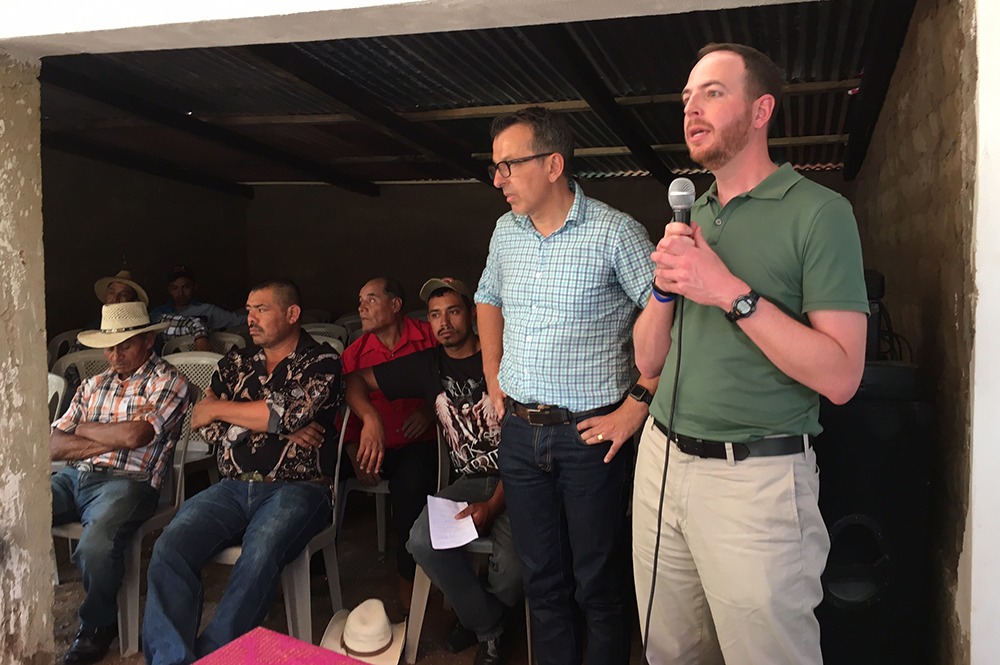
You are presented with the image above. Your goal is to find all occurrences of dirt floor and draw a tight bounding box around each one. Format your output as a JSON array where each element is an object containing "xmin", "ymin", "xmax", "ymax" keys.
[{"xmin": 53, "ymin": 471, "xmax": 644, "ymax": 664}]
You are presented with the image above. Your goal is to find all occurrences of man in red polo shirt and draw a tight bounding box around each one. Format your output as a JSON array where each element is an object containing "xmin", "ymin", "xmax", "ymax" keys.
[{"xmin": 341, "ymin": 276, "xmax": 439, "ymax": 611}]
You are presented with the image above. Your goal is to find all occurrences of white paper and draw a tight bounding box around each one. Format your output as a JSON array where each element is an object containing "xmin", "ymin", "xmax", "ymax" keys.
[{"xmin": 427, "ymin": 495, "xmax": 479, "ymax": 550}]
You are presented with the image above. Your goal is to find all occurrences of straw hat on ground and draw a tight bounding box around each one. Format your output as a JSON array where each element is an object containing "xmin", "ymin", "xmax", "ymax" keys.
[
  {"xmin": 77, "ymin": 302, "xmax": 168, "ymax": 348},
  {"xmin": 320, "ymin": 599, "xmax": 405, "ymax": 665},
  {"xmin": 94, "ymin": 269, "xmax": 149, "ymax": 306}
]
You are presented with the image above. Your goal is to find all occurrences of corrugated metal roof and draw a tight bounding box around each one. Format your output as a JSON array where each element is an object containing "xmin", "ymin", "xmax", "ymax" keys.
[{"xmin": 40, "ymin": 0, "xmax": 877, "ymax": 185}]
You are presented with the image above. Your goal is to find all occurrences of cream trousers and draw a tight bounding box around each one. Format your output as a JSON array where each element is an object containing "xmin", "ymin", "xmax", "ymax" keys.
[{"xmin": 632, "ymin": 417, "xmax": 830, "ymax": 665}]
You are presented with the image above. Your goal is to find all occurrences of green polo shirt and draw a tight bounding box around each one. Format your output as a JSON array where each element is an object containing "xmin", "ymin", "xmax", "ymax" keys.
[{"xmin": 648, "ymin": 163, "xmax": 869, "ymax": 442}]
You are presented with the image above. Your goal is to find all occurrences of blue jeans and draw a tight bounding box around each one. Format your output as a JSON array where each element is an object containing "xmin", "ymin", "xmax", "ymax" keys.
[
  {"xmin": 51, "ymin": 467, "xmax": 160, "ymax": 629},
  {"xmin": 407, "ymin": 475, "xmax": 523, "ymax": 641},
  {"xmin": 142, "ymin": 479, "xmax": 332, "ymax": 665},
  {"xmin": 498, "ymin": 407, "xmax": 633, "ymax": 665}
]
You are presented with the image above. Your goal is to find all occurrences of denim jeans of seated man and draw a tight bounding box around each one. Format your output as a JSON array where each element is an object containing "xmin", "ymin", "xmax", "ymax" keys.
[
  {"xmin": 498, "ymin": 406, "xmax": 634, "ymax": 665},
  {"xmin": 407, "ymin": 474, "xmax": 523, "ymax": 642},
  {"xmin": 142, "ymin": 479, "xmax": 332, "ymax": 665},
  {"xmin": 52, "ymin": 467, "xmax": 161, "ymax": 630}
]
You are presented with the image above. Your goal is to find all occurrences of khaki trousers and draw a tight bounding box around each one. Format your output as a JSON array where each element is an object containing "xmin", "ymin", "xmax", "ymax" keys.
[{"xmin": 632, "ymin": 417, "xmax": 830, "ymax": 665}]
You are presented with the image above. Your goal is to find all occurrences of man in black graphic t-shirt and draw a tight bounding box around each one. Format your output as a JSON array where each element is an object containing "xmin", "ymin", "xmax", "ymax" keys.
[{"xmin": 346, "ymin": 278, "xmax": 521, "ymax": 665}]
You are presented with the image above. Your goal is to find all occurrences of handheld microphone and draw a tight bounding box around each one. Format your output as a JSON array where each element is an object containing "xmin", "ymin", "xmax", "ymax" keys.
[{"xmin": 668, "ymin": 177, "xmax": 696, "ymax": 225}]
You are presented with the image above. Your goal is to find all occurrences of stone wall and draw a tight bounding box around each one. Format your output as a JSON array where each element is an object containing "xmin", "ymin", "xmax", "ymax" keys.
[
  {"xmin": 844, "ymin": 0, "xmax": 976, "ymax": 662},
  {"xmin": 41, "ymin": 150, "xmax": 251, "ymax": 338},
  {"xmin": 0, "ymin": 50, "xmax": 55, "ymax": 665}
]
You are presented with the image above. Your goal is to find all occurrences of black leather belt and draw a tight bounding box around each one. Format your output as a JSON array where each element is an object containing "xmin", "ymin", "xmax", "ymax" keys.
[
  {"xmin": 71, "ymin": 461, "xmax": 151, "ymax": 482},
  {"xmin": 652, "ymin": 419, "xmax": 805, "ymax": 461},
  {"xmin": 509, "ymin": 399, "xmax": 622, "ymax": 427}
]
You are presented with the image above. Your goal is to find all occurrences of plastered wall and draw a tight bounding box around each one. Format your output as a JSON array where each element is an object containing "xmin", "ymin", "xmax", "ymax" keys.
[
  {"xmin": 844, "ymin": 0, "xmax": 976, "ymax": 661},
  {"xmin": 0, "ymin": 50, "xmax": 56, "ymax": 664},
  {"xmin": 41, "ymin": 150, "xmax": 252, "ymax": 338}
]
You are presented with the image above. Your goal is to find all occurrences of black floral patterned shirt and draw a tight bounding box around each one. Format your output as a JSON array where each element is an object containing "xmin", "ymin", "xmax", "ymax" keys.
[{"xmin": 198, "ymin": 331, "xmax": 343, "ymax": 481}]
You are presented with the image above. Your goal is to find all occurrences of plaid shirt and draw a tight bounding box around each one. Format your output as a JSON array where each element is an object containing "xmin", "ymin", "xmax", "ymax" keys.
[
  {"xmin": 475, "ymin": 181, "xmax": 655, "ymax": 411},
  {"xmin": 199, "ymin": 332, "xmax": 344, "ymax": 481},
  {"xmin": 52, "ymin": 355, "xmax": 190, "ymax": 490},
  {"xmin": 152, "ymin": 312, "xmax": 208, "ymax": 340}
]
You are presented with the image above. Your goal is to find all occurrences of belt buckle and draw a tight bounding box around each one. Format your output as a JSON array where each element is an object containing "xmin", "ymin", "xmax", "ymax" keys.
[
  {"xmin": 239, "ymin": 471, "xmax": 266, "ymax": 483},
  {"xmin": 525, "ymin": 405, "xmax": 550, "ymax": 426},
  {"xmin": 74, "ymin": 461, "xmax": 95, "ymax": 473}
]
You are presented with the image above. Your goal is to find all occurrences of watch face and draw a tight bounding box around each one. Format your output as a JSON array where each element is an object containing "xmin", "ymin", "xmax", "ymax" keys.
[{"xmin": 736, "ymin": 299, "xmax": 753, "ymax": 315}]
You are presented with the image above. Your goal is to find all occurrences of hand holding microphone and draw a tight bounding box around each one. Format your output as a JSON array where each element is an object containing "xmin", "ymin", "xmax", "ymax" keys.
[{"xmin": 652, "ymin": 178, "xmax": 697, "ymax": 302}]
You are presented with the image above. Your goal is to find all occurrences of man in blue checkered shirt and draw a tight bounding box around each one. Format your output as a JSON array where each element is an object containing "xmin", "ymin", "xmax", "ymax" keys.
[{"xmin": 475, "ymin": 107, "xmax": 658, "ymax": 665}]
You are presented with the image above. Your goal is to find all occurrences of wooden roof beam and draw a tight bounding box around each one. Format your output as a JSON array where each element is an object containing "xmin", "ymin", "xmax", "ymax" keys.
[
  {"xmin": 43, "ymin": 132, "xmax": 255, "ymax": 199},
  {"xmin": 245, "ymin": 43, "xmax": 491, "ymax": 185},
  {"xmin": 518, "ymin": 24, "xmax": 674, "ymax": 187},
  {"xmin": 40, "ymin": 58, "xmax": 379, "ymax": 197}
]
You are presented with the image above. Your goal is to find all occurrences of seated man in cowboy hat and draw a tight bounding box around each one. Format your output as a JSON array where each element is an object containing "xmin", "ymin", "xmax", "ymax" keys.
[
  {"xmin": 50, "ymin": 301, "xmax": 191, "ymax": 665},
  {"xmin": 142, "ymin": 279, "xmax": 344, "ymax": 665},
  {"xmin": 346, "ymin": 278, "xmax": 521, "ymax": 665}
]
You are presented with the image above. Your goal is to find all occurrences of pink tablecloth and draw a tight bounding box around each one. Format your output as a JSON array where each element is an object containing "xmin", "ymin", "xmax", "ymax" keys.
[{"xmin": 195, "ymin": 627, "xmax": 367, "ymax": 665}]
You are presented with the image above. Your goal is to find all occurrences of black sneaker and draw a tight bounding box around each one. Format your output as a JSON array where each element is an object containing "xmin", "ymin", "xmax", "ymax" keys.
[
  {"xmin": 474, "ymin": 633, "xmax": 503, "ymax": 665},
  {"xmin": 445, "ymin": 618, "xmax": 478, "ymax": 654},
  {"xmin": 64, "ymin": 624, "xmax": 118, "ymax": 665}
]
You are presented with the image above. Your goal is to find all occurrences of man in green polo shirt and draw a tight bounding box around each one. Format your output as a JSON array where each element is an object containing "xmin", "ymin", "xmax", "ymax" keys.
[{"xmin": 631, "ymin": 43, "xmax": 869, "ymax": 665}]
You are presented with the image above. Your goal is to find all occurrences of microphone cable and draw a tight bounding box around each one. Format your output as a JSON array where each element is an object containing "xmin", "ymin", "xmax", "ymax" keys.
[{"xmin": 641, "ymin": 294, "xmax": 685, "ymax": 662}]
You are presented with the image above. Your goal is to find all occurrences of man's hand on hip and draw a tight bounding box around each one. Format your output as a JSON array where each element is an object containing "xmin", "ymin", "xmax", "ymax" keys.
[
  {"xmin": 577, "ymin": 397, "xmax": 648, "ymax": 463},
  {"xmin": 487, "ymin": 379, "xmax": 507, "ymax": 420}
]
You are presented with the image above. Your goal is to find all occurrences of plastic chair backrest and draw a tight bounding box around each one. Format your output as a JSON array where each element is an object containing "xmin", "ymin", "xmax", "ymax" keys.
[
  {"xmin": 51, "ymin": 349, "xmax": 110, "ymax": 382},
  {"xmin": 208, "ymin": 332, "xmax": 245, "ymax": 355},
  {"xmin": 48, "ymin": 329, "xmax": 84, "ymax": 369},
  {"xmin": 47, "ymin": 373, "xmax": 67, "ymax": 423},
  {"xmin": 302, "ymin": 323, "xmax": 349, "ymax": 344},
  {"xmin": 162, "ymin": 335, "xmax": 196, "ymax": 356},
  {"xmin": 333, "ymin": 313, "xmax": 362, "ymax": 336},
  {"xmin": 310, "ymin": 334, "xmax": 344, "ymax": 355},
  {"xmin": 162, "ymin": 352, "xmax": 223, "ymax": 457},
  {"xmin": 332, "ymin": 405, "xmax": 352, "ymax": 498},
  {"xmin": 160, "ymin": 383, "xmax": 201, "ymax": 510},
  {"xmin": 301, "ymin": 309, "xmax": 333, "ymax": 324}
]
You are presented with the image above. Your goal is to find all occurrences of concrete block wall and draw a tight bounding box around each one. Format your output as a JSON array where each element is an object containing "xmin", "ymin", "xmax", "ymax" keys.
[{"xmin": 844, "ymin": 0, "xmax": 976, "ymax": 662}]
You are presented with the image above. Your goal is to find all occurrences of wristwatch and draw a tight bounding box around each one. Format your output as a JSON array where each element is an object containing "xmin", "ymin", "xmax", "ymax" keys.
[
  {"xmin": 628, "ymin": 382, "xmax": 653, "ymax": 406},
  {"xmin": 726, "ymin": 290, "xmax": 760, "ymax": 322}
]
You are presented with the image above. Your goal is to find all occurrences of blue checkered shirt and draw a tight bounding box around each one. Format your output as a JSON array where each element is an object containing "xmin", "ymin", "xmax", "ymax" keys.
[{"xmin": 475, "ymin": 181, "xmax": 654, "ymax": 411}]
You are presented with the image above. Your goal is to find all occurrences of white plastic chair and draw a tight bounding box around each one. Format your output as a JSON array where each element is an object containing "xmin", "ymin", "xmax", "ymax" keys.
[
  {"xmin": 162, "ymin": 352, "xmax": 223, "ymax": 485},
  {"xmin": 48, "ymin": 373, "xmax": 67, "ymax": 423},
  {"xmin": 302, "ymin": 323, "xmax": 349, "ymax": 345},
  {"xmin": 208, "ymin": 332, "xmax": 245, "ymax": 355},
  {"xmin": 48, "ymin": 329, "xmax": 84, "ymax": 369},
  {"xmin": 309, "ymin": 334, "xmax": 345, "ymax": 356},
  {"xmin": 161, "ymin": 335, "xmax": 196, "ymax": 355},
  {"xmin": 301, "ymin": 309, "xmax": 333, "ymax": 324},
  {"xmin": 207, "ymin": 404, "xmax": 350, "ymax": 644},
  {"xmin": 51, "ymin": 385, "xmax": 199, "ymax": 655},
  {"xmin": 405, "ymin": 538, "xmax": 534, "ymax": 665},
  {"xmin": 51, "ymin": 349, "xmax": 110, "ymax": 382},
  {"xmin": 332, "ymin": 313, "xmax": 362, "ymax": 336},
  {"xmin": 334, "ymin": 419, "xmax": 450, "ymax": 558}
]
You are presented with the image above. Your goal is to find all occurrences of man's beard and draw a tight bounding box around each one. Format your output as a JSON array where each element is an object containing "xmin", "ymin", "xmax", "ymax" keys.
[{"xmin": 688, "ymin": 105, "xmax": 754, "ymax": 171}]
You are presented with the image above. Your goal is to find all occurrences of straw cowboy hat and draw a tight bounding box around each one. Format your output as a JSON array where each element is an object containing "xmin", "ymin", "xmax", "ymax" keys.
[
  {"xmin": 94, "ymin": 269, "xmax": 149, "ymax": 306},
  {"xmin": 320, "ymin": 599, "xmax": 405, "ymax": 665},
  {"xmin": 77, "ymin": 302, "xmax": 168, "ymax": 349}
]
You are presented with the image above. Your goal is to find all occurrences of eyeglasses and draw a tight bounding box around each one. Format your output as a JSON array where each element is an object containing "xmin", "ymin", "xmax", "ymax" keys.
[{"xmin": 488, "ymin": 152, "xmax": 555, "ymax": 179}]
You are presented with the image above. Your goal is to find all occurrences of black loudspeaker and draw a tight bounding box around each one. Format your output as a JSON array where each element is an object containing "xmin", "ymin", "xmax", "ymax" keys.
[{"xmin": 813, "ymin": 361, "xmax": 933, "ymax": 665}]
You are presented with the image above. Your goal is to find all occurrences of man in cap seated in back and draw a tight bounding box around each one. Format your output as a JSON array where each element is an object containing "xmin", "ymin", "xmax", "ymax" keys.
[
  {"xmin": 149, "ymin": 265, "xmax": 246, "ymax": 332},
  {"xmin": 50, "ymin": 301, "xmax": 190, "ymax": 665}
]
